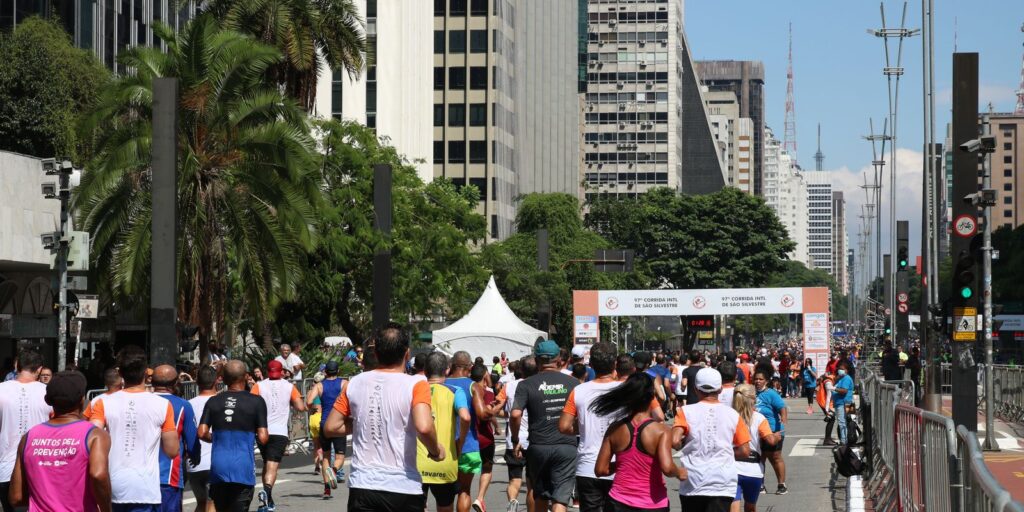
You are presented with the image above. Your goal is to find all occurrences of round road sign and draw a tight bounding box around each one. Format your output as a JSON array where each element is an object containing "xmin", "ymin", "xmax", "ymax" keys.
[
  {"xmin": 953, "ymin": 214, "xmax": 978, "ymax": 238},
  {"xmin": 897, "ymin": 303, "xmax": 909, "ymax": 314},
  {"xmin": 885, "ymin": 308, "xmax": 892, "ymax": 316},
  {"xmin": 897, "ymin": 292, "xmax": 909, "ymax": 303}
]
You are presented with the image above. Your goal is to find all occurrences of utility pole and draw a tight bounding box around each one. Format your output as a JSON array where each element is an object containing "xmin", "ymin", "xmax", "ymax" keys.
[
  {"xmin": 150, "ymin": 78, "xmax": 178, "ymax": 366},
  {"xmin": 41, "ymin": 158, "xmax": 74, "ymax": 370},
  {"xmin": 920, "ymin": 0, "xmax": 942, "ymax": 414}
]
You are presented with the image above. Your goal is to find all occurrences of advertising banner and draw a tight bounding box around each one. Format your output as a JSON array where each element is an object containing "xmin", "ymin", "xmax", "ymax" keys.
[{"xmin": 596, "ymin": 288, "xmax": 804, "ymax": 316}]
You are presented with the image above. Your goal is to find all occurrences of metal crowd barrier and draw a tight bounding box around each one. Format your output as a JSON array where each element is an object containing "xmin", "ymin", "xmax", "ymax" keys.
[
  {"xmin": 957, "ymin": 425, "xmax": 1024, "ymax": 512},
  {"xmin": 991, "ymin": 365, "xmax": 1024, "ymax": 424}
]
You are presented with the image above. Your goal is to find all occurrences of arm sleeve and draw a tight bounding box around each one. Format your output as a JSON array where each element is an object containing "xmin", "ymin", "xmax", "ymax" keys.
[
  {"xmin": 86, "ymin": 398, "xmax": 105, "ymax": 425},
  {"xmin": 673, "ymin": 408, "xmax": 689, "ymax": 436},
  {"xmin": 757, "ymin": 419, "xmax": 773, "ymax": 440},
  {"xmin": 512, "ymin": 382, "xmax": 528, "ymax": 412},
  {"xmin": 411, "ymin": 380, "xmax": 431, "ymax": 408},
  {"xmin": 332, "ymin": 381, "xmax": 350, "ymax": 416},
  {"xmin": 453, "ymin": 387, "xmax": 469, "ymax": 412},
  {"xmin": 161, "ymin": 403, "xmax": 176, "ymax": 433},
  {"xmin": 250, "ymin": 383, "xmax": 260, "ymax": 396},
  {"xmin": 561, "ymin": 390, "xmax": 577, "ymax": 416},
  {"xmin": 733, "ymin": 417, "xmax": 752, "ymax": 446},
  {"xmin": 290, "ymin": 386, "xmax": 301, "ymax": 401},
  {"xmin": 199, "ymin": 400, "xmax": 212, "ymax": 427}
]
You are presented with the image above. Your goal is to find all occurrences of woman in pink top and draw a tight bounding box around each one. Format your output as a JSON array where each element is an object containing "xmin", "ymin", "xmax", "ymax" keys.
[
  {"xmin": 10, "ymin": 371, "xmax": 112, "ymax": 512},
  {"xmin": 593, "ymin": 373, "xmax": 685, "ymax": 512}
]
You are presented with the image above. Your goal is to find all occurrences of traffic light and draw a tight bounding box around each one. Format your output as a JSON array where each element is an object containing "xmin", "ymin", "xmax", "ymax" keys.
[
  {"xmin": 896, "ymin": 220, "xmax": 910, "ymax": 271},
  {"xmin": 884, "ymin": 317, "xmax": 892, "ymax": 335},
  {"xmin": 897, "ymin": 245, "xmax": 909, "ymax": 270},
  {"xmin": 953, "ymin": 249, "xmax": 976, "ymax": 301}
]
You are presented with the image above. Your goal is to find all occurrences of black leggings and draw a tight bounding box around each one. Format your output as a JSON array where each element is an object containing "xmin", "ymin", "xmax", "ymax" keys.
[
  {"xmin": 804, "ymin": 387, "xmax": 815, "ymax": 405},
  {"xmin": 825, "ymin": 412, "xmax": 836, "ymax": 441}
]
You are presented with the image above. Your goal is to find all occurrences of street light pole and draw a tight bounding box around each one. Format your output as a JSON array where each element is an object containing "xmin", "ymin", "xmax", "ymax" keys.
[{"xmin": 980, "ymin": 112, "xmax": 997, "ymax": 451}]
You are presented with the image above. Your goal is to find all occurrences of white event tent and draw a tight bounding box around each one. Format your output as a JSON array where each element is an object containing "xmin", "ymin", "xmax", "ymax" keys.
[{"xmin": 432, "ymin": 276, "xmax": 546, "ymax": 361}]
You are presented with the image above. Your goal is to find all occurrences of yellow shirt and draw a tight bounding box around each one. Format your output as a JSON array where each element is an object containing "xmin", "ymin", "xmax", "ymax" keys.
[{"xmin": 417, "ymin": 383, "xmax": 460, "ymax": 484}]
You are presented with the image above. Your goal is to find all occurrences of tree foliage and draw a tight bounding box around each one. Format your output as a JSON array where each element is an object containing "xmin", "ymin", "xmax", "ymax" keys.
[
  {"xmin": 765, "ymin": 260, "xmax": 848, "ymax": 320},
  {"xmin": 0, "ymin": 17, "xmax": 108, "ymax": 161},
  {"xmin": 585, "ymin": 187, "xmax": 795, "ymax": 289},
  {"xmin": 481, "ymin": 193, "xmax": 650, "ymax": 343},
  {"xmin": 76, "ymin": 16, "xmax": 320, "ymax": 357},
  {"xmin": 274, "ymin": 120, "xmax": 487, "ymax": 345}
]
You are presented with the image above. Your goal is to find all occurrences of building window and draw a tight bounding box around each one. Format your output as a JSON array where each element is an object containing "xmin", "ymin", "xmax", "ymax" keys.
[
  {"xmin": 434, "ymin": 0, "xmax": 445, "ymax": 16},
  {"xmin": 434, "ymin": 67, "xmax": 445, "ymax": 90},
  {"xmin": 448, "ymin": 140, "xmax": 465, "ymax": 163},
  {"xmin": 450, "ymin": 0, "xmax": 466, "ymax": 16},
  {"xmin": 470, "ymin": 0, "xmax": 487, "ymax": 16},
  {"xmin": 1006, "ymin": 169, "xmax": 1013, "ymax": 177},
  {"xmin": 449, "ymin": 67, "xmax": 466, "ymax": 89},
  {"xmin": 433, "ymin": 104, "xmax": 444, "ymax": 126},
  {"xmin": 1005, "ymin": 183, "xmax": 1013, "ymax": 191},
  {"xmin": 470, "ymin": 66, "xmax": 487, "ymax": 89},
  {"xmin": 491, "ymin": 215, "xmax": 498, "ymax": 238},
  {"xmin": 449, "ymin": 30, "xmax": 466, "ymax": 53},
  {"xmin": 1005, "ymin": 142, "xmax": 1012, "ymax": 151},
  {"xmin": 434, "ymin": 30, "xmax": 445, "ymax": 53},
  {"xmin": 1005, "ymin": 155, "xmax": 1013, "ymax": 164},
  {"xmin": 1004, "ymin": 196, "xmax": 1013, "ymax": 205},
  {"xmin": 470, "ymin": 30, "xmax": 487, "ymax": 53},
  {"xmin": 330, "ymin": 69, "xmax": 343, "ymax": 118},
  {"xmin": 469, "ymin": 140, "xmax": 487, "ymax": 163},
  {"xmin": 469, "ymin": 177, "xmax": 487, "ymax": 200},
  {"xmin": 491, "ymin": 177, "xmax": 496, "ymax": 200},
  {"xmin": 433, "ymin": 141, "xmax": 444, "ymax": 163},
  {"xmin": 448, "ymin": 104, "xmax": 465, "ymax": 126},
  {"xmin": 1004, "ymin": 210, "xmax": 1013, "ymax": 218},
  {"xmin": 469, "ymin": 103, "xmax": 487, "ymax": 126}
]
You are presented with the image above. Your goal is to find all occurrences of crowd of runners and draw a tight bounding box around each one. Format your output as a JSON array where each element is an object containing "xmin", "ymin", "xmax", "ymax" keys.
[{"xmin": 0, "ymin": 327, "xmax": 861, "ymax": 512}]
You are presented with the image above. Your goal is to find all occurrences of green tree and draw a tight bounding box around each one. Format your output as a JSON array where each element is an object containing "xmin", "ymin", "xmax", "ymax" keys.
[
  {"xmin": 275, "ymin": 120, "xmax": 487, "ymax": 345},
  {"xmin": 0, "ymin": 17, "xmax": 108, "ymax": 161},
  {"xmin": 765, "ymin": 260, "xmax": 848, "ymax": 320},
  {"xmin": 75, "ymin": 16, "xmax": 321, "ymax": 358},
  {"xmin": 586, "ymin": 187, "xmax": 795, "ymax": 289},
  {"xmin": 206, "ymin": 0, "xmax": 365, "ymax": 111},
  {"xmin": 482, "ymin": 193, "xmax": 650, "ymax": 343}
]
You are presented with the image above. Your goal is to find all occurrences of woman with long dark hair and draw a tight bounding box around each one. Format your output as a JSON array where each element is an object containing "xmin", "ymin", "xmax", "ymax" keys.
[
  {"xmin": 801, "ymin": 358, "xmax": 818, "ymax": 415},
  {"xmin": 592, "ymin": 373, "xmax": 682, "ymax": 512}
]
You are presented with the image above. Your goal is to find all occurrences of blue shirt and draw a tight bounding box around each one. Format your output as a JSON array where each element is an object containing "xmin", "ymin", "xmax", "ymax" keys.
[
  {"xmin": 446, "ymin": 377, "xmax": 479, "ymax": 453},
  {"xmin": 833, "ymin": 374, "xmax": 854, "ymax": 406},
  {"xmin": 200, "ymin": 391, "xmax": 268, "ymax": 486},
  {"xmin": 756, "ymin": 388, "xmax": 786, "ymax": 433},
  {"xmin": 451, "ymin": 385, "xmax": 469, "ymax": 412},
  {"xmin": 157, "ymin": 393, "xmax": 200, "ymax": 488},
  {"xmin": 319, "ymin": 377, "xmax": 345, "ymax": 430},
  {"xmin": 802, "ymin": 367, "xmax": 818, "ymax": 389}
]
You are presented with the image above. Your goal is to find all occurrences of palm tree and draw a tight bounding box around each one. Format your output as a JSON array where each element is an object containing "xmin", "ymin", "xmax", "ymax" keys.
[
  {"xmin": 75, "ymin": 14, "xmax": 321, "ymax": 358},
  {"xmin": 205, "ymin": 0, "xmax": 366, "ymax": 111}
]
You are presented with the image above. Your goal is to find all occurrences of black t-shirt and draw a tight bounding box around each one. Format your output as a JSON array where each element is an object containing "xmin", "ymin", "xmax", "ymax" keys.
[
  {"xmin": 200, "ymin": 390, "xmax": 268, "ymax": 485},
  {"xmin": 512, "ymin": 370, "xmax": 578, "ymax": 446},
  {"xmin": 683, "ymin": 364, "xmax": 703, "ymax": 404}
]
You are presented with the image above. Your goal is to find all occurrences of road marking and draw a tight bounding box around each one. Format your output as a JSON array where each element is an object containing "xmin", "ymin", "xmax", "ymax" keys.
[
  {"xmin": 789, "ymin": 438, "xmax": 820, "ymax": 457},
  {"xmin": 183, "ymin": 479, "xmax": 292, "ymax": 505}
]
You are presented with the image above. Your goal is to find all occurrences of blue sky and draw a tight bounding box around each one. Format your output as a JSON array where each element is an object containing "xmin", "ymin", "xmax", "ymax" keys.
[{"xmin": 686, "ymin": 0, "xmax": 1023, "ymax": 276}]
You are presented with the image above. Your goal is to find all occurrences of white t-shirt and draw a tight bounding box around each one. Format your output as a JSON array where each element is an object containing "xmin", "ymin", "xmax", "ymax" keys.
[
  {"xmin": 736, "ymin": 411, "xmax": 772, "ymax": 478},
  {"xmin": 252, "ymin": 379, "xmax": 300, "ymax": 437},
  {"xmin": 564, "ymin": 380, "xmax": 619, "ymax": 479},
  {"xmin": 88, "ymin": 389, "xmax": 176, "ymax": 504},
  {"xmin": 674, "ymin": 365, "xmax": 689, "ymax": 395},
  {"xmin": 0, "ymin": 380, "xmax": 51, "ymax": 482},
  {"xmin": 187, "ymin": 394, "xmax": 213, "ymax": 472},
  {"xmin": 503, "ymin": 379, "xmax": 528, "ymax": 450},
  {"xmin": 275, "ymin": 353, "xmax": 304, "ymax": 380},
  {"xmin": 719, "ymin": 386, "xmax": 735, "ymax": 409},
  {"xmin": 674, "ymin": 401, "xmax": 750, "ymax": 498}
]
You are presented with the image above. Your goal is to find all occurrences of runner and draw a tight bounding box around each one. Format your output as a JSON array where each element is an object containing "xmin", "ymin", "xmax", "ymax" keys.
[
  {"xmin": 752, "ymin": 369, "xmax": 787, "ymax": 495},
  {"xmin": 323, "ymin": 325, "xmax": 445, "ymax": 512},
  {"xmin": 251, "ymin": 360, "xmax": 306, "ymax": 509},
  {"xmin": 187, "ymin": 366, "xmax": 219, "ymax": 512},
  {"xmin": 152, "ymin": 365, "xmax": 201, "ymax": 512},
  {"xmin": 615, "ymin": 354, "xmax": 636, "ymax": 378},
  {"xmin": 557, "ymin": 341, "xmax": 619, "ymax": 512},
  {"xmin": 8, "ymin": 371, "xmax": 112, "ymax": 512},
  {"xmin": 470, "ymin": 364, "xmax": 499, "ymax": 512},
  {"xmin": 86, "ymin": 346, "xmax": 179, "ymax": 512},
  {"xmin": 718, "ymin": 361, "xmax": 738, "ymax": 408},
  {"xmin": 0, "ymin": 349, "xmax": 52, "ymax": 512},
  {"xmin": 492, "ymin": 356, "xmax": 536, "ymax": 512},
  {"xmin": 511, "ymin": 340, "xmax": 579, "ymax": 512},
  {"xmin": 198, "ymin": 360, "xmax": 269, "ymax": 512},
  {"xmin": 681, "ymin": 351, "xmax": 705, "ymax": 405},
  {"xmin": 305, "ymin": 360, "xmax": 347, "ymax": 497},
  {"xmin": 419, "ymin": 353, "xmax": 471, "ymax": 512},
  {"xmin": 731, "ymin": 384, "xmax": 780, "ymax": 512},
  {"xmin": 670, "ymin": 368, "xmax": 751, "ymax": 512},
  {"xmin": 446, "ymin": 351, "xmax": 481, "ymax": 512}
]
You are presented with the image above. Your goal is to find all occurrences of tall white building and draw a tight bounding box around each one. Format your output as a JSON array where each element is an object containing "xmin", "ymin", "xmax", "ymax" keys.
[
  {"xmin": 804, "ymin": 171, "xmax": 835, "ymax": 275},
  {"xmin": 704, "ymin": 88, "xmax": 754, "ymax": 193},
  {"xmin": 763, "ymin": 127, "xmax": 808, "ymax": 264}
]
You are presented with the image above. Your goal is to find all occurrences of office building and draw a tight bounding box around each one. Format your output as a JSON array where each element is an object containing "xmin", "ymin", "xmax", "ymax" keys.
[
  {"xmin": 704, "ymin": 88, "xmax": 754, "ymax": 193},
  {"xmin": 695, "ymin": 60, "xmax": 766, "ymax": 195},
  {"xmin": 832, "ymin": 191, "xmax": 848, "ymax": 294},
  {"xmin": 804, "ymin": 171, "xmax": 835, "ymax": 276},
  {"xmin": 985, "ymin": 112, "xmax": 1024, "ymax": 229},
  {"xmin": 763, "ymin": 127, "xmax": 808, "ymax": 264}
]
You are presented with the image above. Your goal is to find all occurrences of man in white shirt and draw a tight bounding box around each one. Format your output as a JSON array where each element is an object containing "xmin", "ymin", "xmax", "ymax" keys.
[
  {"xmin": 251, "ymin": 360, "xmax": 305, "ymax": 510},
  {"xmin": 187, "ymin": 366, "xmax": 218, "ymax": 512},
  {"xmin": 0, "ymin": 349, "xmax": 52, "ymax": 512},
  {"xmin": 274, "ymin": 344, "xmax": 305, "ymax": 381}
]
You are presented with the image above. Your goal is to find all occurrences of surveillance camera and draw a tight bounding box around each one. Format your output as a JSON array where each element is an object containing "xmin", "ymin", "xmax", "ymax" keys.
[
  {"xmin": 41, "ymin": 182, "xmax": 57, "ymax": 199},
  {"xmin": 40, "ymin": 232, "xmax": 58, "ymax": 250},
  {"xmin": 960, "ymin": 139, "xmax": 982, "ymax": 153},
  {"xmin": 980, "ymin": 136, "xmax": 996, "ymax": 152},
  {"xmin": 41, "ymin": 158, "xmax": 58, "ymax": 175}
]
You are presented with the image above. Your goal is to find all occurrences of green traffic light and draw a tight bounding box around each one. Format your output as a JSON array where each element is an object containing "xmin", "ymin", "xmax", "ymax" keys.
[
  {"xmin": 885, "ymin": 328, "xmax": 892, "ymax": 334},
  {"xmin": 899, "ymin": 259, "xmax": 908, "ymax": 268},
  {"xmin": 960, "ymin": 286, "xmax": 973, "ymax": 299}
]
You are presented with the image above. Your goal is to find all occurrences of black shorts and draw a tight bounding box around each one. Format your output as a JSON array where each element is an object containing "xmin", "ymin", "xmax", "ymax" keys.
[
  {"xmin": 576, "ymin": 476, "xmax": 614, "ymax": 512},
  {"xmin": 258, "ymin": 435, "xmax": 289, "ymax": 463},
  {"xmin": 348, "ymin": 487, "xmax": 425, "ymax": 512},
  {"xmin": 209, "ymin": 483, "xmax": 254, "ymax": 512},
  {"xmin": 188, "ymin": 471, "xmax": 210, "ymax": 503},
  {"xmin": 422, "ymin": 482, "xmax": 458, "ymax": 508},
  {"xmin": 0, "ymin": 481, "xmax": 13, "ymax": 512},
  {"xmin": 611, "ymin": 497, "xmax": 668, "ymax": 512},
  {"xmin": 526, "ymin": 444, "xmax": 578, "ymax": 506},
  {"xmin": 761, "ymin": 434, "xmax": 785, "ymax": 453},
  {"xmin": 678, "ymin": 495, "xmax": 732, "ymax": 512},
  {"xmin": 319, "ymin": 432, "xmax": 348, "ymax": 455},
  {"xmin": 504, "ymin": 450, "xmax": 526, "ymax": 480},
  {"xmin": 480, "ymin": 444, "xmax": 496, "ymax": 467}
]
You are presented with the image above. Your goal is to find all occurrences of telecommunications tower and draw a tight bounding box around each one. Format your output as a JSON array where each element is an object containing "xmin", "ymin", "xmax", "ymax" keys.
[{"xmin": 784, "ymin": 23, "xmax": 798, "ymax": 160}]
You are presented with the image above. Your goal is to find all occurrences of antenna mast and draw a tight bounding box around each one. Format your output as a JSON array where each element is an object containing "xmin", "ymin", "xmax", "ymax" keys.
[
  {"xmin": 784, "ymin": 23, "xmax": 798, "ymax": 161},
  {"xmin": 1016, "ymin": 22, "xmax": 1024, "ymax": 114},
  {"xmin": 814, "ymin": 123, "xmax": 825, "ymax": 171}
]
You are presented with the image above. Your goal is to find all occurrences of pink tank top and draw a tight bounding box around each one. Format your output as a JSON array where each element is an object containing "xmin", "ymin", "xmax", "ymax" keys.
[
  {"xmin": 608, "ymin": 419, "xmax": 668, "ymax": 509},
  {"xmin": 23, "ymin": 420, "xmax": 97, "ymax": 512}
]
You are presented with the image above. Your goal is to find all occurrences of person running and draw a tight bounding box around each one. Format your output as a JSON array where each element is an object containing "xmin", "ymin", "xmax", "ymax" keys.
[
  {"xmin": 251, "ymin": 360, "xmax": 306, "ymax": 509},
  {"xmin": 187, "ymin": 366, "xmax": 218, "ymax": 512},
  {"xmin": 323, "ymin": 325, "xmax": 445, "ymax": 512},
  {"xmin": 0, "ymin": 349, "xmax": 52, "ymax": 512},
  {"xmin": 752, "ymin": 370, "xmax": 787, "ymax": 495},
  {"xmin": 557, "ymin": 342, "xmax": 619, "ymax": 512},
  {"xmin": 305, "ymin": 360, "xmax": 348, "ymax": 495},
  {"xmin": 9, "ymin": 371, "xmax": 112, "ymax": 512},
  {"xmin": 732, "ymin": 384, "xmax": 780, "ymax": 512},
  {"xmin": 670, "ymin": 368, "xmax": 751, "ymax": 512},
  {"xmin": 511, "ymin": 340, "xmax": 579, "ymax": 512},
  {"xmin": 470, "ymin": 364, "xmax": 498, "ymax": 512},
  {"xmin": 593, "ymin": 372, "xmax": 679, "ymax": 512},
  {"xmin": 86, "ymin": 346, "xmax": 179, "ymax": 512},
  {"xmin": 681, "ymin": 351, "xmax": 705, "ymax": 405},
  {"xmin": 198, "ymin": 360, "xmax": 269, "ymax": 512},
  {"xmin": 419, "ymin": 353, "xmax": 471, "ymax": 512},
  {"xmin": 493, "ymin": 356, "xmax": 536, "ymax": 512},
  {"xmin": 718, "ymin": 361, "xmax": 738, "ymax": 408},
  {"xmin": 446, "ymin": 351, "xmax": 482, "ymax": 512},
  {"xmin": 152, "ymin": 365, "xmax": 201, "ymax": 512},
  {"xmin": 832, "ymin": 361, "xmax": 855, "ymax": 445}
]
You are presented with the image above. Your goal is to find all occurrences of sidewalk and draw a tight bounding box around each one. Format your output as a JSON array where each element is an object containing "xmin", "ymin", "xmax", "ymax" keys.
[{"xmin": 940, "ymin": 396, "xmax": 1024, "ymax": 503}]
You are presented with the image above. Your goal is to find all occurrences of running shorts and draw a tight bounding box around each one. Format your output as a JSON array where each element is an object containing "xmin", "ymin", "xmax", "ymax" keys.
[{"xmin": 258, "ymin": 435, "xmax": 289, "ymax": 463}]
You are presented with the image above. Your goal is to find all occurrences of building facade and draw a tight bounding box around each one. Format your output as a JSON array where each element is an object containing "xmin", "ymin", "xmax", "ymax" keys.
[
  {"xmin": 695, "ymin": 60, "xmax": 766, "ymax": 195},
  {"xmin": 986, "ymin": 112, "xmax": 1023, "ymax": 229},
  {"xmin": 832, "ymin": 191, "xmax": 848, "ymax": 294},
  {"xmin": 704, "ymin": 88, "xmax": 754, "ymax": 193},
  {"xmin": 763, "ymin": 127, "xmax": 808, "ymax": 264},
  {"xmin": 803, "ymin": 171, "xmax": 834, "ymax": 276}
]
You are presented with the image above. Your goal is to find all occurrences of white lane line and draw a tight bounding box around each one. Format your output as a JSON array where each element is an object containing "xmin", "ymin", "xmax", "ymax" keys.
[
  {"xmin": 183, "ymin": 479, "xmax": 292, "ymax": 505},
  {"xmin": 789, "ymin": 438, "xmax": 819, "ymax": 457}
]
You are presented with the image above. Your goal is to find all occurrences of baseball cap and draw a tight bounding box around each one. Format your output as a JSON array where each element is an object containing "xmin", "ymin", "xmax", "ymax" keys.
[
  {"xmin": 535, "ymin": 340, "xmax": 561, "ymax": 358},
  {"xmin": 571, "ymin": 345, "xmax": 588, "ymax": 358},
  {"xmin": 46, "ymin": 371, "xmax": 88, "ymax": 412},
  {"xmin": 325, "ymin": 361, "xmax": 340, "ymax": 375},
  {"xmin": 695, "ymin": 367, "xmax": 722, "ymax": 393},
  {"xmin": 740, "ymin": 353, "xmax": 749, "ymax": 361},
  {"xmin": 267, "ymin": 360, "xmax": 284, "ymax": 379}
]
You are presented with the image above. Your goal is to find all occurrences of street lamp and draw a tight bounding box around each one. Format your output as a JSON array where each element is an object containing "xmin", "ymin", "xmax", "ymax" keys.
[{"xmin": 39, "ymin": 157, "xmax": 75, "ymax": 371}]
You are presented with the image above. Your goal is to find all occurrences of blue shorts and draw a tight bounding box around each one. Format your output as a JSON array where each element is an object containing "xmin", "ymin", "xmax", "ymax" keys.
[
  {"xmin": 735, "ymin": 475, "xmax": 763, "ymax": 503},
  {"xmin": 160, "ymin": 486, "xmax": 183, "ymax": 512}
]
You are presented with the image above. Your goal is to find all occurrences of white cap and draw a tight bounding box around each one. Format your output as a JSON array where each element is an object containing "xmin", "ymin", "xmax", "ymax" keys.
[
  {"xmin": 571, "ymin": 345, "xmax": 588, "ymax": 358},
  {"xmin": 695, "ymin": 368, "xmax": 723, "ymax": 393}
]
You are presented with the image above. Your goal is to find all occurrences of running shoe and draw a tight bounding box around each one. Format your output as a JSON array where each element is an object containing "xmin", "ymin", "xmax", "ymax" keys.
[
  {"xmin": 507, "ymin": 499, "xmax": 519, "ymax": 512},
  {"xmin": 760, "ymin": 485, "xmax": 767, "ymax": 494},
  {"xmin": 256, "ymin": 491, "xmax": 269, "ymax": 512},
  {"xmin": 472, "ymin": 499, "xmax": 486, "ymax": 512},
  {"xmin": 336, "ymin": 468, "xmax": 345, "ymax": 483},
  {"xmin": 776, "ymin": 483, "xmax": 789, "ymax": 495},
  {"xmin": 322, "ymin": 486, "xmax": 332, "ymax": 499}
]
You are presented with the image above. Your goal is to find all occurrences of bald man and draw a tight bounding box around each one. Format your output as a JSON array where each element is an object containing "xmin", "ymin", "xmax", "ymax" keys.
[{"xmin": 153, "ymin": 365, "xmax": 201, "ymax": 512}]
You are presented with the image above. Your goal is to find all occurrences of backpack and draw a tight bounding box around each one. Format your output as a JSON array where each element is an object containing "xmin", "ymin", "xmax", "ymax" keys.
[
  {"xmin": 833, "ymin": 445, "xmax": 864, "ymax": 477},
  {"xmin": 846, "ymin": 413, "xmax": 862, "ymax": 446}
]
